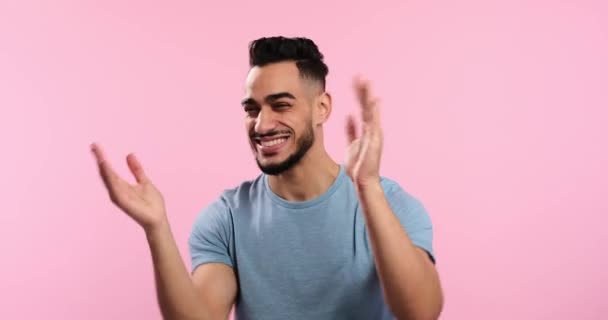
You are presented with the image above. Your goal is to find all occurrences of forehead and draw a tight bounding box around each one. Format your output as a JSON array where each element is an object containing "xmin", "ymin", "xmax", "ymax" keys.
[{"xmin": 244, "ymin": 61, "xmax": 303, "ymax": 98}]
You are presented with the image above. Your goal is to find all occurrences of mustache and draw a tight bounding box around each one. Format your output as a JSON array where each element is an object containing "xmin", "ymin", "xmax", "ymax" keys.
[{"xmin": 250, "ymin": 130, "xmax": 291, "ymax": 139}]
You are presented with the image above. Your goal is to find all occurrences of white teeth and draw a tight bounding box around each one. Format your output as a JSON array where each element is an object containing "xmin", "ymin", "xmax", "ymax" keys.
[{"xmin": 260, "ymin": 137, "xmax": 287, "ymax": 147}]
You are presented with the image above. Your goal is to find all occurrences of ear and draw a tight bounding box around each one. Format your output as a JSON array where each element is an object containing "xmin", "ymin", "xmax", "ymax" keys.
[{"xmin": 314, "ymin": 92, "xmax": 332, "ymax": 126}]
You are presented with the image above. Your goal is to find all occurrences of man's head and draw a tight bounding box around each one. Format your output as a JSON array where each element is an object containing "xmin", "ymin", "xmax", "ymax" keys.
[{"xmin": 241, "ymin": 36, "xmax": 331, "ymax": 175}]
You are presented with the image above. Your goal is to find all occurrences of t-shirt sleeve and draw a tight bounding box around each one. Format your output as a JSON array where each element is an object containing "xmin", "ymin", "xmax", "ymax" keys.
[
  {"xmin": 188, "ymin": 197, "xmax": 235, "ymax": 273},
  {"xmin": 383, "ymin": 180, "xmax": 436, "ymax": 264}
]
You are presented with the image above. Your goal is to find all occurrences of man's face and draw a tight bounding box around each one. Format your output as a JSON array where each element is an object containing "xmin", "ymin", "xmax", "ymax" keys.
[{"xmin": 241, "ymin": 62, "xmax": 316, "ymax": 175}]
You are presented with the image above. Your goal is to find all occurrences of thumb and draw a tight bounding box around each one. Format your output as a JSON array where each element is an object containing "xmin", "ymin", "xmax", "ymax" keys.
[
  {"xmin": 346, "ymin": 114, "xmax": 357, "ymax": 144},
  {"xmin": 126, "ymin": 153, "xmax": 150, "ymax": 184}
]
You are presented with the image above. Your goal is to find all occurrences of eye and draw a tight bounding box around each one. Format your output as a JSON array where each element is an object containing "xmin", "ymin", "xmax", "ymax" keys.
[
  {"xmin": 272, "ymin": 102, "xmax": 291, "ymax": 109},
  {"xmin": 244, "ymin": 106, "xmax": 259, "ymax": 117}
]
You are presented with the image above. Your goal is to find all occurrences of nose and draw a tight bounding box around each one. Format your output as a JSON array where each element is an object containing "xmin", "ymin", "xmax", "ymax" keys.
[{"xmin": 254, "ymin": 107, "xmax": 277, "ymax": 134}]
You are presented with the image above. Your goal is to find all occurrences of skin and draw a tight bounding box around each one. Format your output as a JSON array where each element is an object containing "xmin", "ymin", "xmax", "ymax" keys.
[
  {"xmin": 241, "ymin": 61, "xmax": 338, "ymax": 200},
  {"xmin": 91, "ymin": 60, "xmax": 443, "ymax": 320}
]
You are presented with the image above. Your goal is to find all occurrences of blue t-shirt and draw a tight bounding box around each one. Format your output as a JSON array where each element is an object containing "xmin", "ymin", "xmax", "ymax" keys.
[{"xmin": 188, "ymin": 165, "xmax": 435, "ymax": 320}]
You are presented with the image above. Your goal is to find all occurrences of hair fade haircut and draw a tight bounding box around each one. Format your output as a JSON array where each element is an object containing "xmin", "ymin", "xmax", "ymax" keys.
[{"xmin": 248, "ymin": 36, "xmax": 329, "ymax": 90}]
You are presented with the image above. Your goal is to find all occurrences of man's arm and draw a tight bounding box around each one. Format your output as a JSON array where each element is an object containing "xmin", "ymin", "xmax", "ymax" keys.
[
  {"xmin": 191, "ymin": 263, "xmax": 237, "ymax": 320},
  {"xmin": 90, "ymin": 143, "xmax": 236, "ymax": 320},
  {"xmin": 342, "ymin": 76, "xmax": 443, "ymax": 319},
  {"xmin": 146, "ymin": 220, "xmax": 237, "ymax": 320},
  {"xmin": 357, "ymin": 183, "xmax": 443, "ymax": 320}
]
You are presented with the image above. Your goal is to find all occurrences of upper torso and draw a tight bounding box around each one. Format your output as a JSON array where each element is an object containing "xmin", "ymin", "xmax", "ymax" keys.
[{"xmin": 188, "ymin": 165, "xmax": 434, "ymax": 320}]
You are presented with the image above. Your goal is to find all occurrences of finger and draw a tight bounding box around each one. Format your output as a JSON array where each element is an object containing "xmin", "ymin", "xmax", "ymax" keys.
[
  {"xmin": 90, "ymin": 143, "xmax": 106, "ymax": 165},
  {"xmin": 353, "ymin": 76, "xmax": 378, "ymax": 125},
  {"xmin": 127, "ymin": 153, "xmax": 149, "ymax": 184},
  {"xmin": 353, "ymin": 75, "xmax": 371, "ymax": 108},
  {"xmin": 359, "ymin": 100, "xmax": 381, "ymax": 134},
  {"xmin": 98, "ymin": 161, "xmax": 118, "ymax": 196},
  {"xmin": 367, "ymin": 98, "xmax": 381, "ymax": 127},
  {"xmin": 346, "ymin": 114, "xmax": 357, "ymax": 144},
  {"xmin": 90, "ymin": 143, "xmax": 120, "ymax": 193},
  {"xmin": 91, "ymin": 143, "xmax": 113, "ymax": 184}
]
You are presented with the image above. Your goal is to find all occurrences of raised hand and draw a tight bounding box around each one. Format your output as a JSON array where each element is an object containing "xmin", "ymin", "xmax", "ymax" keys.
[
  {"xmin": 91, "ymin": 143, "xmax": 167, "ymax": 231},
  {"xmin": 345, "ymin": 76, "xmax": 383, "ymax": 187}
]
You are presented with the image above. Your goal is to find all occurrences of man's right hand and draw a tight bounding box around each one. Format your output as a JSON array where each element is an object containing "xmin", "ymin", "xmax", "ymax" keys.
[
  {"xmin": 91, "ymin": 142, "xmax": 167, "ymax": 232},
  {"xmin": 91, "ymin": 142, "xmax": 237, "ymax": 320}
]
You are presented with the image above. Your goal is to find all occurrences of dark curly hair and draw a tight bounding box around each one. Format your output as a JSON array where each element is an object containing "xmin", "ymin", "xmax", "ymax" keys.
[{"xmin": 248, "ymin": 36, "xmax": 329, "ymax": 89}]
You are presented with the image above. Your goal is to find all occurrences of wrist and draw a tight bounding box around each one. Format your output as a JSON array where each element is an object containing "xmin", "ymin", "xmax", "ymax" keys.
[
  {"xmin": 356, "ymin": 179, "xmax": 384, "ymax": 199},
  {"xmin": 144, "ymin": 216, "xmax": 171, "ymax": 239}
]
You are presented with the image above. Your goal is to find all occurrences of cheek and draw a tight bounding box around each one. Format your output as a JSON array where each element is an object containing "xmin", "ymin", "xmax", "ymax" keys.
[
  {"xmin": 280, "ymin": 113, "xmax": 301, "ymax": 130},
  {"xmin": 245, "ymin": 119, "xmax": 255, "ymax": 134}
]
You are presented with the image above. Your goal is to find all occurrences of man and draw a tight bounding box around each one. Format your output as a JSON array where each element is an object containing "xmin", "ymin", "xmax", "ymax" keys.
[{"xmin": 91, "ymin": 36, "xmax": 443, "ymax": 320}]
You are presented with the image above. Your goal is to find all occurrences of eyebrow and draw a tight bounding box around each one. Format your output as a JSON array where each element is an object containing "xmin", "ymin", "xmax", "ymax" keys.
[{"xmin": 241, "ymin": 92, "xmax": 296, "ymax": 106}]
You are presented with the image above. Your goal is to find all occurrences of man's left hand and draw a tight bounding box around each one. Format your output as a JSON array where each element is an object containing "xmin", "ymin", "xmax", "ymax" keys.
[{"xmin": 345, "ymin": 76, "xmax": 383, "ymax": 188}]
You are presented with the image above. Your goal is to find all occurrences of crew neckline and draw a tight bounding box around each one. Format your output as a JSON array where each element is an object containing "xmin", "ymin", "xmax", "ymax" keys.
[{"xmin": 263, "ymin": 165, "xmax": 346, "ymax": 209}]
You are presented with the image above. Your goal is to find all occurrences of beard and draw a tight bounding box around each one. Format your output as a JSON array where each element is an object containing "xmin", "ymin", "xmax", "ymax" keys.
[{"xmin": 254, "ymin": 124, "xmax": 315, "ymax": 176}]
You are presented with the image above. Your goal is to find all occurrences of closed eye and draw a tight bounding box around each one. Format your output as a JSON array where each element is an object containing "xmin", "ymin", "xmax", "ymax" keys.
[
  {"xmin": 272, "ymin": 103, "xmax": 291, "ymax": 109},
  {"xmin": 244, "ymin": 106, "xmax": 259, "ymax": 116}
]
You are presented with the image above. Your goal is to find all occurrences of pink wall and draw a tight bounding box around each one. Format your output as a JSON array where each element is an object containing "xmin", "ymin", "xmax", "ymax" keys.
[{"xmin": 1, "ymin": 1, "xmax": 606, "ymax": 319}]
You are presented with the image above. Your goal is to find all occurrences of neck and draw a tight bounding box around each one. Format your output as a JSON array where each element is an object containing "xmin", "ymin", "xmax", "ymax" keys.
[{"xmin": 266, "ymin": 146, "xmax": 340, "ymax": 202}]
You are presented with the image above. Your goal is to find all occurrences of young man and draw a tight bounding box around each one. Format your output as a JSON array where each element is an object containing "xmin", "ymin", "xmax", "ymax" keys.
[{"xmin": 91, "ymin": 36, "xmax": 443, "ymax": 320}]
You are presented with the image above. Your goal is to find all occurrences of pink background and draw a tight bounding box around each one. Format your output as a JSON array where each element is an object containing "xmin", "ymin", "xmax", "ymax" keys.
[{"xmin": 1, "ymin": 1, "xmax": 606, "ymax": 319}]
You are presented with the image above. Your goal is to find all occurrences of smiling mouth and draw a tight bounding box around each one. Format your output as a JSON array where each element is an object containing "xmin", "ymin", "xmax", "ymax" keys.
[
  {"xmin": 256, "ymin": 136, "xmax": 288, "ymax": 147},
  {"xmin": 253, "ymin": 135, "xmax": 290, "ymax": 154}
]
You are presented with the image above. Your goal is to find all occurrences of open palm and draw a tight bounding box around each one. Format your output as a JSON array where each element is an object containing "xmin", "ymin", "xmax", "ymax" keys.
[
  {"xmin": 345, "ymin": 76, "xmax": 383, "ymax": 187},
  {"xmin": 91, "ymin": 143, "xmax": 167, "ymax": 230}
]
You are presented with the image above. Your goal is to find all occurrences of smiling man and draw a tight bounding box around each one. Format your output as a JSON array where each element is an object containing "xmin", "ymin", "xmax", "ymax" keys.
[{"xmin": 92, "ymin": 36, "xmax": 443, "ymax": 320}]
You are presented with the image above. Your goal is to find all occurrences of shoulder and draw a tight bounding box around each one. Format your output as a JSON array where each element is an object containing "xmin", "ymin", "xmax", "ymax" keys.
[
  {"xmin": 192, "ymin": 175, "xmax": 264, "ymax": 226},
  {"xmin": 377, "ymin": 175, "xmax": 428, "ymax": 213},
  {"xmin": 379, "ymin": 176, "xmax": 416, "ymax": 200},
  {"xmin": 218, "ymin": 174, "xmax": 265, "ymax": 209},
  {"xmin": 379, "ymin": 175, "xmax": 401, "ymax": 192}
]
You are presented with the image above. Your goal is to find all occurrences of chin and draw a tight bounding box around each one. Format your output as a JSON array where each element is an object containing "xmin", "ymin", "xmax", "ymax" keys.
[
  {"xmin": 256, "ymin": 155, "xmax": 286, "ymax": 168},
  {"xmin": 256, "ymin": 155, "xmax": 295, "ymax": 176},
  {"xmin": 252, "ymin": 131, "xmax": 313, "ymax": 176}
]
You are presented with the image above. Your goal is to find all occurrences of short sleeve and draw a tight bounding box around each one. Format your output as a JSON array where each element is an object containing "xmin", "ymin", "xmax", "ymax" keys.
[
  {"xmin": 188, "ymin": 197, "xmax": 235, "ymax": 273},
  {"xmin": 383, "ymin": 180, "xmax": 436, "ymax": 264}
]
